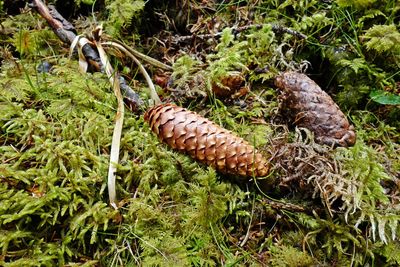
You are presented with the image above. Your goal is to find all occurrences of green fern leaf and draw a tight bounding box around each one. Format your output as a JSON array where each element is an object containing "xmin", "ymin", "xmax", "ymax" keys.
[
  {"xmin": 335, "ymin": 0, "xmax": 378, "ymax": 9},
  {"xmin": 105, "ymin": 0, "xmax": 145, "ymax": 36},
  {"xmin": 337, "ymin": 58, "xmax": 368, "ymax": 74},
  {"xmin": 362, "ymin": 24, "xmax": 400, "ymax": 53}
]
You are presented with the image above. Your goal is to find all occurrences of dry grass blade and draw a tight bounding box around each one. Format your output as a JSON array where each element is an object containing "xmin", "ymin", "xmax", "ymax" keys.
[
  {"xmin": 94, "ymin": 29, "xmax": 124, "ymax": 209},
  {"xmin": 106, "ymin": 75, "xmax": 123, "ymax": 210},
  {"xmin": 103, "ymin": 41, "xmax": 161, "ymax": 106},
  {"xmin": 110, "ymin": 40, "xmax": 172, "ymax": 71},
  {"xmin": 69, "ymin": 35, "xmax": 89, "ymax": 73},
  {"xmin": 68, "ymin": 31, "xmax": 122, "ymax": 208}
]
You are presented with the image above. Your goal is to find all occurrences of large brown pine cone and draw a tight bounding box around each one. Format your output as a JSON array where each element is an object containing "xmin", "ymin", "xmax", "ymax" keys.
[
  {"xmin": 275, "ymin": 71, "xmax": 356, "ymax": 147},
  {"xmin": 144, "ymin": 104, "xmax": 269, "ymax": 177}
]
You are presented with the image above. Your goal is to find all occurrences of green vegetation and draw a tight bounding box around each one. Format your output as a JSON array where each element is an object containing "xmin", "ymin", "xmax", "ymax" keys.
[{"xmin": 0, "ymin": 0, "xmax": 399, "ymax": 266}]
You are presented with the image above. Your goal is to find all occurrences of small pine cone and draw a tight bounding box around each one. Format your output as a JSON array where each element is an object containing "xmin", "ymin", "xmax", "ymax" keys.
[
  {"xmin": 144, "ymin": 104, "xmax": 269, "ymax": 177},
  {"xmin": 211, "ymin": 71, "xmax": 246, "ymax": 98},
  {"xmin": 275, "ymin": 71, "xmax": 356, "ymax": 147}
]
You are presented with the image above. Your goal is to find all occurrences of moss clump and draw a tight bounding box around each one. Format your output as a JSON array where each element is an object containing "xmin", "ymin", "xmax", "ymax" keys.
[{"xmin": 268, "ymin": 244, "xmax": 315, "ymax": 267}]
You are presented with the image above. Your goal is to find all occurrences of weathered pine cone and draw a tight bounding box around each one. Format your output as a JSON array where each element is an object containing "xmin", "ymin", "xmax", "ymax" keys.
[
  {"xmin": 144, "ymin": 104, "xmax": 269, "ymax": 177},
  {"xmin": 275, "ymin": 71, "xmax": 356, "ymax": 147},
  {"xmin": 211, "ymin": 71, "xmax": 247, "ymax": 98}
]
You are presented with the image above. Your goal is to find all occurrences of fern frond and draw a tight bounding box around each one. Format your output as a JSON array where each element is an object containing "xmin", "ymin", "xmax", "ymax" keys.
[
  {"xmin": 363, "ymin": 24, "xmax": 400, "ymax": 54},
  {"xmin": 337, "ymin": 58, "xmax": 369, "ymax": 74},
  {"xmin": 335, "ymin": 0, "xmax": 378, "ymax": 9},
  {"xmin": 105, "ymin": 0, "xmax": 145, "ymax": 36}
]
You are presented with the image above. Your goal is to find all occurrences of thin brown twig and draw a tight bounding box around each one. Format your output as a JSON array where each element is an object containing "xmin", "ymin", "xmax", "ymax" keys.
[{"xmin": 175, "ymin": 23, "xmax": 307, "ymax": 43}]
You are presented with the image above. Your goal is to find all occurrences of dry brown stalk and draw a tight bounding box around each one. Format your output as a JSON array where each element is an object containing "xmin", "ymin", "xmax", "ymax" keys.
[
  {"xmin": 275, "ymin": 71, "xmax": 356, "ymax": 147},
  {"xmin": 144, "ymin": 104, "xmax": 270, "ymax": 177}
]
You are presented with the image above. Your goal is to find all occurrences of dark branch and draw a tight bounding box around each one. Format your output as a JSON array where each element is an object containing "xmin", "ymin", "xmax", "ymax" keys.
[{"xmin": 29, "ymin": 0, "xmax": 144, "ymax": 113}]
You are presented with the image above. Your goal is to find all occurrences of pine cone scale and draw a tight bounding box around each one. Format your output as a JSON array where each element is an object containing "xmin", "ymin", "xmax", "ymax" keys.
[
  {"xmin": 196, "ymin": 147, "xmax": 206, "ymax": 161},
  {"xmin": 162, "ymin": 121, "xmax": 175, "ymax": 139}
]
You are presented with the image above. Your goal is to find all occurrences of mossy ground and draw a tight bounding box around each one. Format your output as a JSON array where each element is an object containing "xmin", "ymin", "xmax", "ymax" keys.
[{"xmin": 0, "ymin": 0, "xmax": 399, "ymax": 266}]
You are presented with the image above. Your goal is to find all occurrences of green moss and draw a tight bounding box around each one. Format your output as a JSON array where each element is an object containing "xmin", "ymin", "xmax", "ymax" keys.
[
  {"xmin": 1, "ymin": 1, "xmax": 400, "ymax": 266},
  {"xmin": 268, "ymin": 244, "xmax": 315, "ymax": 267}
]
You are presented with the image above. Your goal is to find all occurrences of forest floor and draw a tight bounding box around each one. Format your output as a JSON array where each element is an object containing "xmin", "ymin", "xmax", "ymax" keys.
[{"xmin": 0, "ymin": 0, "xmax": 399, "ymax": 266}]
